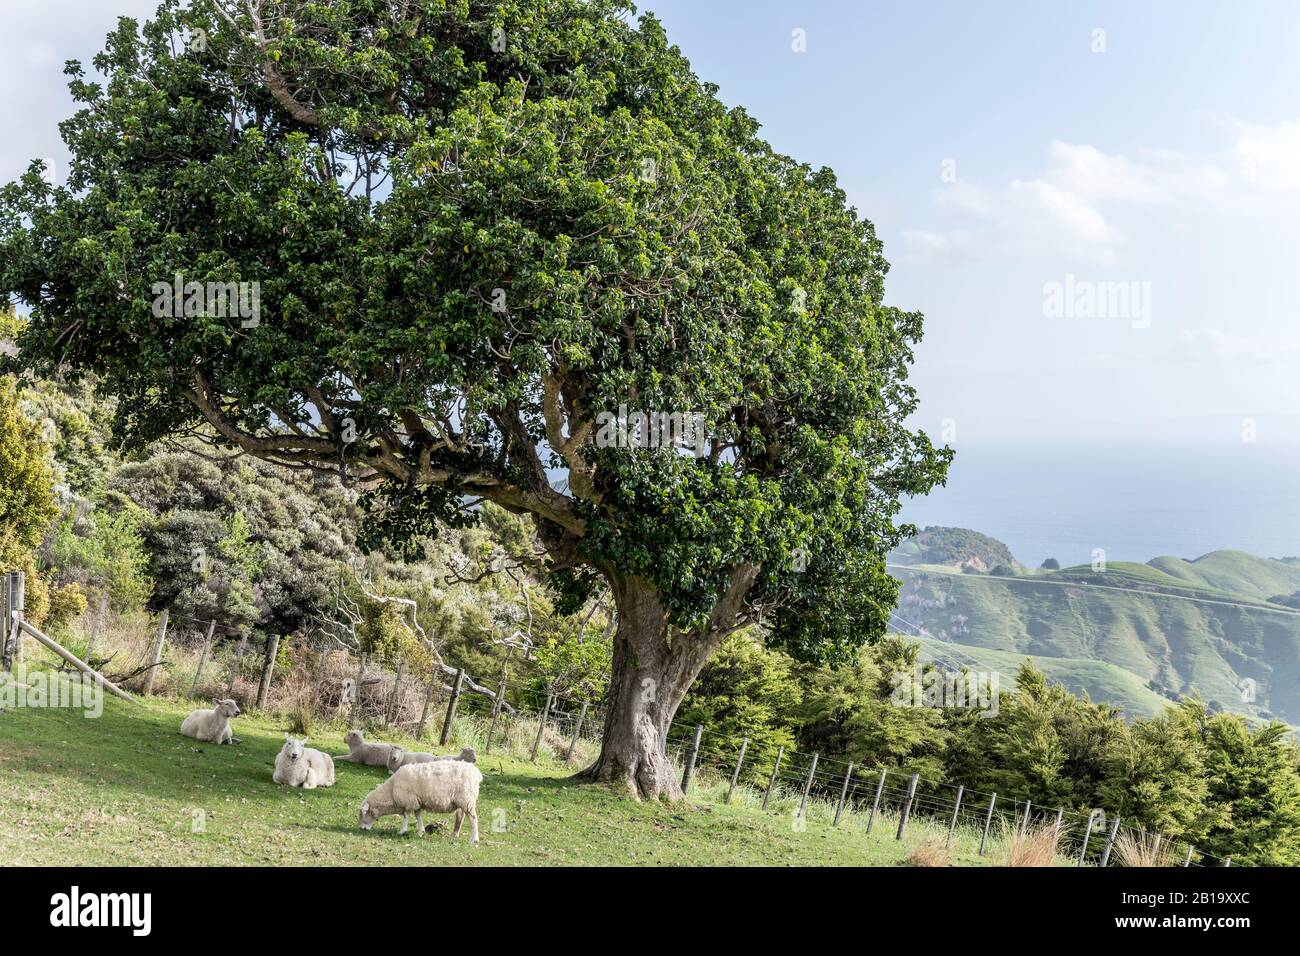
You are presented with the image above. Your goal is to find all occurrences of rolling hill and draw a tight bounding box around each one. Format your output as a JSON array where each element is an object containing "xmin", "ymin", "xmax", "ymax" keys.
[{"xmin": 891, "ymin": 529, "xmax": 1300, "ymax": 724}]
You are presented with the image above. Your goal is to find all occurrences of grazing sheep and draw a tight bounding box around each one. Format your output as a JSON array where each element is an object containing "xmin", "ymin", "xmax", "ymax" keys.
[
  {"xmin": 273, "ymin": 734, "xmax": 336, "ymax": 789},
  {"xmin": 358, "ymin": 760, "xmax": 482, "ymax": 842},
  {"xmin": 334, "ymin": 729, "xmax": 398, "ymax": 767},
  {"xmin": 385, "ymin": 745, "xmax": 477, "ymax": 775},
  {"xmin": 179, "ymin": 698, "xmax": 241, "ymax": 744}
]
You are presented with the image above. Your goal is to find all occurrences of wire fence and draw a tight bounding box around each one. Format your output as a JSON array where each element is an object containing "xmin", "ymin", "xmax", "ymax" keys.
[{"xmin": 15, "ymin": 590, "xmax": 1244, "ymax": 868}]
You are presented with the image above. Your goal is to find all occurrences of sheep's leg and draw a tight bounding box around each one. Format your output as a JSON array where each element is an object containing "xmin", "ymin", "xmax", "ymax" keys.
[
  {"xmin": 303, "ymin": 769, "xmax": 317, "ymax": 790},
  {"xmin": 467, "ymin": 808, "xmax": 479, "ymax": 844},
  {"xmin": 399, "ymin": 814, "xmax": 410, "ymax": 835},
  {"xmin": 453, "ymin": 810, "xmax": 464, "ymax": 837},
  {"xmin": 416, "ymin": 811, "xmax": 425, "ymax": 835}
]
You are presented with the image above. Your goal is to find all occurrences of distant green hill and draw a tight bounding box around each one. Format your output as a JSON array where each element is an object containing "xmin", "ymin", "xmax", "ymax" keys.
[
  {"xmin": 912, "ymin": 635, "xmax": 1179, "ymax": 718},
  {"xmin": 890, "ymin": 528, "xmax": 1300, "ymax": 725}
]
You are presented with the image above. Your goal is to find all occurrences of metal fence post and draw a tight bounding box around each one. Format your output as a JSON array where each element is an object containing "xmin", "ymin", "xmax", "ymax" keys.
[{"xmin": 142, "ymin": 608, "xmax": 169, "ymax": 696}]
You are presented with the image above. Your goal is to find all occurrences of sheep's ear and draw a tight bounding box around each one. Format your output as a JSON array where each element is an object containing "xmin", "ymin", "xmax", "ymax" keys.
[
  {"xmin": 284, "ymin": 732, "xmax": 291, "ymax": 741},
  {"xmin": 360, "ymin": 802, "xmax": 369, "ymax": 814}
]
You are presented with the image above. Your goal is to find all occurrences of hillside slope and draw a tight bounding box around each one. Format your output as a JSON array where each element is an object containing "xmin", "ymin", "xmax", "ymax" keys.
[
  {"xmin": 891, "ymin": 529, "xmax": 1300, "ymax": 723},
  {"xmin": 1, "ymin": 680, "xmax": 1002, "ymax": 867}
]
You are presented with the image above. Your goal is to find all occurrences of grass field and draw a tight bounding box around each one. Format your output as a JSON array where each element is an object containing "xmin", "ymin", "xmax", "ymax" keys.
[{"xmin": 0, "ymin": 668, "xmax": 1035, "ymax": 867}]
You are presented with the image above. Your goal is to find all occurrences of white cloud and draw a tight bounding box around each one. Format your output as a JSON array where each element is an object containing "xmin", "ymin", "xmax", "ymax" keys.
[{"xmin": 904, "ymin": 121, "xmax": 1300, "ymax": 264}]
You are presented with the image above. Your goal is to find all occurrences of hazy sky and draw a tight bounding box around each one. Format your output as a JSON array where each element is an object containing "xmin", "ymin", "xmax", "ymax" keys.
[{"xmin": 4, "ymin": 0, "xmax": 1299, "ymax": 447}]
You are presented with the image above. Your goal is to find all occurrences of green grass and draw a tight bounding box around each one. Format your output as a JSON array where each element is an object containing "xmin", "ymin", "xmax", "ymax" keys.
[{"xmin": 1, "ymin": 671, "xmax": 1016, "ymax": 866}]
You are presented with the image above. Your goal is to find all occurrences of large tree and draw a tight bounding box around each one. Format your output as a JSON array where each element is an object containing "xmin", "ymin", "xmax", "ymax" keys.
[{"xmin": 0, "ymin": 0, "xmax": 949, "ymax": 798}]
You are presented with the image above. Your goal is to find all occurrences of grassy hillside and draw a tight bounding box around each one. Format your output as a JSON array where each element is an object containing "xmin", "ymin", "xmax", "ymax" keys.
[
  {"xmin": 0, "ymin": 671, "xmax": 1039, "ymax": 867},
  {"xmin": 914, "ymin": 635, "xmax": 1178, "ymax": 718},
  {"xmin": 895, "ymin": 563, "xmax": 1300, "ymax": 724}
]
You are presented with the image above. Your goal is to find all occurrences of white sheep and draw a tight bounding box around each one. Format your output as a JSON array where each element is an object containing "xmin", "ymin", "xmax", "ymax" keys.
[
  {"xmin": 334, "ymin": 729, "xmax": 398, "ymax": 767},
  {"xmin": 273, "ymin": 734, "xmax": 336, "ymax": 789},
  {"xmin": 358, "ymin": 760, "xmax": 482, "ymax": 842},
  {"xmin": 385, "ymin": 745, "xmax": 477, "ymax": 775},
  {"xmin": 179, "ymin": 698, "xmax": 241, "ymax": 744}
]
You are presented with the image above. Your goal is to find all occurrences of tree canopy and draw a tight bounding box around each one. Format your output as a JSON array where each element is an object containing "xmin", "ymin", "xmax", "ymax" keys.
[{"xmin": 0, "ymin": 0, "xmax": 950, "ymax": 797}]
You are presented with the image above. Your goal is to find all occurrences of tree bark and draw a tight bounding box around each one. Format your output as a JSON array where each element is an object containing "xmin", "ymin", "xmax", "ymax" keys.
[{"xmin": 576, "ymin": 567, "xmax": 757, "ymax": 801}]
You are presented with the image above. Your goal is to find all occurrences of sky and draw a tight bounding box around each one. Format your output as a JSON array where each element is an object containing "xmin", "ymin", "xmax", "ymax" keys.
[{"xmin": 2, "ymin": 1, "xmax": 1298, "ymax": 508}]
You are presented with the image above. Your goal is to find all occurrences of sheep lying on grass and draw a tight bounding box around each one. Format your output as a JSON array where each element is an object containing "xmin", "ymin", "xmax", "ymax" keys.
[
  {"xmin": 385, "ymin": 745, "xmax": 477, "ymax": 774},
  {"xmin": 334, "ymin": 729, "xmax": 398, "ymax": 767},
  {"xmin": 179, "ymin": 698, "xmax": 241, "ymax": 744},
  {"xmin": 273, "ymin": 734, "xmax": 336, "ymax": 789},
  {"xmin": 359, "ymin": 760, "xmax": 482, "ymax": 842}
]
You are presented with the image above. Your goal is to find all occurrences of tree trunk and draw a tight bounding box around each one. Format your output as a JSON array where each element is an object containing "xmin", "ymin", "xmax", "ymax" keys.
[{"xmin": 576, "ymin": 574, "xmax": 726, "ymax": 801}]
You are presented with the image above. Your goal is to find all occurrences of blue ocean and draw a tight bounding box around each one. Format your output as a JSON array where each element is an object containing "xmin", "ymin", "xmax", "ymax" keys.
[{"xmin": 899, "ymin": 441, "xmax": 1300, "ymax": 567}]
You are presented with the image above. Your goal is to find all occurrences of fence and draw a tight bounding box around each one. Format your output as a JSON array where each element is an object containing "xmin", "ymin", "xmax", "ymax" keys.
[{"xmin": 5, "ymin": 577, "xmax": 1242, "ymax": 867}]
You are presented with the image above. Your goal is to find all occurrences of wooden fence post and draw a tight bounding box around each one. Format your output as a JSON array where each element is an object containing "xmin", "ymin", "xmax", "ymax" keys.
[
  {"xmin": 256, "ymin": 633, "xmax": 280, "ymax": 709},
  {"xmin": 726, "ymin": 738, "xmax": 748, "ymax": 804},
  {"xmin": 2, "ymin": 573, "xmax": 25, "ymax": 672},
  {"xmin": 440, "ymin": 668, "xmax": 465, "ymax": 746},
  {"xmin": 387, "ymin": 658, "xmax": 406, "ymax": 725},
  {"xmin": 1019, "ymin": 799, "xmax": 1032, "ymax": 838},
  {"xmin": 353, "ymin": 653, "xmax": 365, "ymax": 715},
  {"xmin": 896, "ymin": 772, "xmax": 919, "ymax": 840},
  {"xmin": 1053, "ymin": 807, "xmax": 1064, "ymax": 838},
  {"xmin": 1184, "ymin": 845, "xmax": 1195, "ymax": 867},
  {"xmin": 1078, "ymin": 810, "xmax": 1101, "ymax": 866},
  {"xmin": 979, "ymin": 792, "xmax": 997, "ymax": 856},
  {"xmin": 11, "ymin": 572, "xmax": 24, "ymax": 667},
  {"xmin": 833, "ymin": 762, "xmax": 853, "ymax": 827},
  {"xmin": 417, "ymin": 665, "xmax": 439, "ymax": 739},
  {"xmin": 142, "ymin": 608, "xmax": 169, "ymax": 696},
  {"xmin": 84, "ymin": 593, "xmax": 108, "ymax": 664},
  {"xmin": 798, "ymin": 753, "xmax": 819, "ymax": 818},
  {"xmin": 946, "ymin": 785, "xmax": 964, "ymax": 849},
  {"xmin": 762, "ymin": 746, "xmax": 784, "ymax": 810},
  {"xmin": 866, "ymin": 768, "xmax": 887, "ymax": 834},
  {"xmin": 227, "ymin": 631, "xmax": 248, "ymax": 696},
  {"xmin": 191, "ymin": 619, "xmax": 216, "ymax": 695},
  {"xmin": 1099, "ymin": 816, "xmax": 1121, "ymax": 868},
  {"xmin": 1223, "ymin": 855, "xmax": 1232, "ymax": 867},
  {"xmin": 486, "ymin": 679, "xmax": 506, "ymax": 754},
  {"xmin": 681, "ymin": 724, "xmax": 704, "ymax": 793},
  {"xmin": 530, "ymin": 692, "xmax": 552, "ymax": 761},
  {"xmin": 1, "ymin": 573, "xmax": 12, "ymax": 672},
  {"xmin": 567, "ymin": 702, "xmax": 589, "ymax": 764}
]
